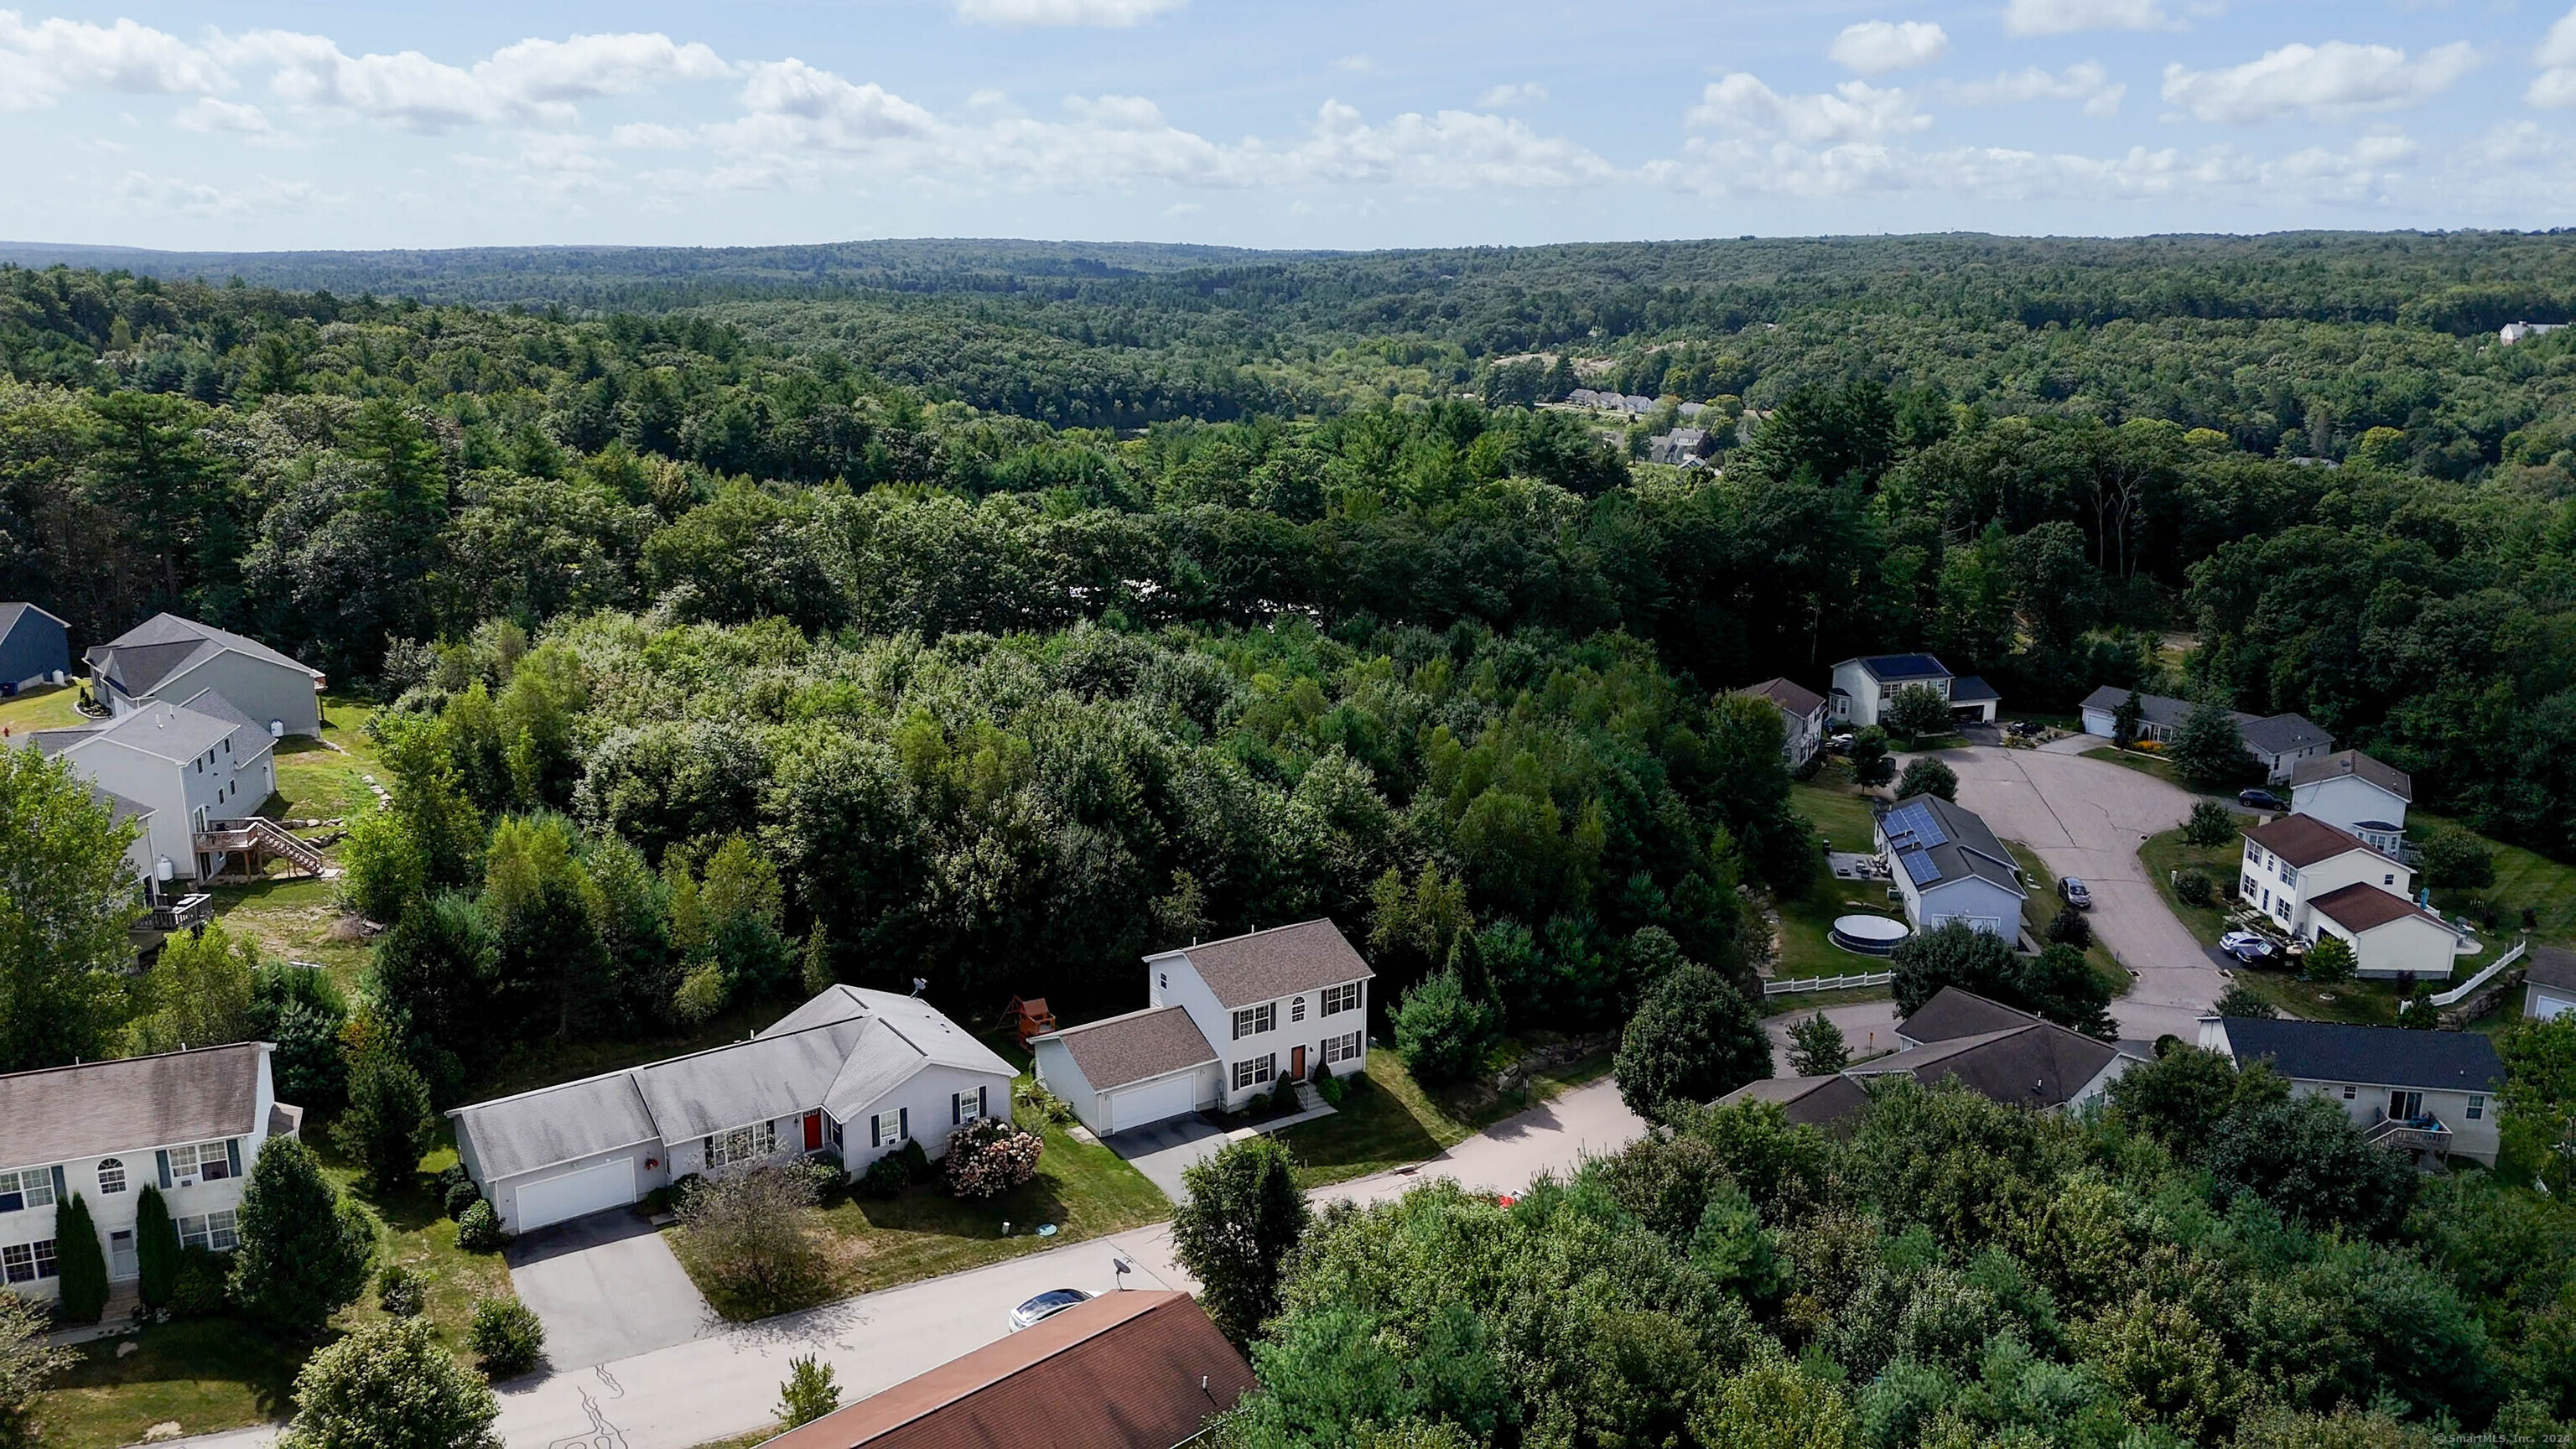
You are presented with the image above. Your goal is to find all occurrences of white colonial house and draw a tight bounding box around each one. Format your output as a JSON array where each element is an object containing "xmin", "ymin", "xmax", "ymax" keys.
[
  {"xmin": 0, "ymin": 1043, "xmax": 300, "ymax": 1302},
  {"xmin": 86, "ymin": 613, "xmax": 324, "ymax": 738},
  {"xmin": 2286, "ymin": 750, "xmax": 2412, "ymax": 855},
  {"xmin": 451, "ymin": 985, "xmax": 1015, "ymax": 1234},
  {"xmin": 23, "ymin": 693, "xmax": 278, "ymax": 886},
  {"xmin": 1875, "ymin": 794, "xmax": 2028, "ymax": 939},
  {"xmin": 1828, "ymin": 653, "xmax": 2000, "ymax": 729},
  {"xmin": 2239, "ymin": 814, "xmax": 2453, "ymax": 978},
  {"xmin": 1033, "ymin": 919, "xmax": 1374, "ymax": 1138},
  {"xmin": 1736, "ymin": 678, "xmax": 1829, "ymax": 768},
  {"xmin": 2200, "ymin": 1015, "xmax": 2501, "ymax": 1167}
]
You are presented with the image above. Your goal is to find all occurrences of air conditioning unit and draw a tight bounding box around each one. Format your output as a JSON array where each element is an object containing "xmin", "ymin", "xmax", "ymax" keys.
[{"xmin": 175, "ymin": 1175, "xmax": 200, "ymax": 1188}]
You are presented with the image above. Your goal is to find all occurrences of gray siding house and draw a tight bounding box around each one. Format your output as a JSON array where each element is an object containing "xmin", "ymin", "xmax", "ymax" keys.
[
  {"xmin": 451, "ymin": 986, "xmax": 1014, "ymax": 1233},
  {"xmin": 22, "ymin": 692, "xmax": 277, "ymax": 884},
  {"xmin": 2077, "ymin": 686, "xmax": 2331, "ymax": 782},
  {"xmin": 0, "ymin": 604, "xmax": 68, "ymax": 690},
  {"xmin": 1875, "ymin": 794, "xmax": 2028, "ymax": 938},
  {"xmin": 86, "ymin": 614, "xmax": 323, "ymax": 738},
  {"xmin": 2201, "ymin": 1015, "xmax": 2502, "ymax": 1167}
]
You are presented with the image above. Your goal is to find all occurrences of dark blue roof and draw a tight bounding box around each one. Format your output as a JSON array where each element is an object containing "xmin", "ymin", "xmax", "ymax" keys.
[
  {"xmin": 1857, "ymin": 653, "xmax": 1950, "ymax": 681},
  {"xmin": 1949, "ymin": 674, "xmax": 2001, "ymax": 703},
  {"xmin": 2221, "ymin": 1017, "xmax": 2501, "ymax": 1093}
]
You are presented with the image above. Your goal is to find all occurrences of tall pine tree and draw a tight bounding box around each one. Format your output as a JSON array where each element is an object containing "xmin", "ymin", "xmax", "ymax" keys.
[
  {"xmin": 133, "ymin": 1185, "xmax": 179, "ymax": 1310},
  {"xmin": 51, "ymin": 1194, "xmax": 107, "ymax": 1323}
]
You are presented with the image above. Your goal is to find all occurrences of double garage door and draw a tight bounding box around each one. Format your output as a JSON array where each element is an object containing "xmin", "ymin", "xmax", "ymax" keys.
[
  {"xmin": 516, "ymin": 1157, "xmax": 636, "ymax": 1232},
  {"xmin": 1104, "ymin": 1072, "xmax": 1199, "ymax": 1133}
]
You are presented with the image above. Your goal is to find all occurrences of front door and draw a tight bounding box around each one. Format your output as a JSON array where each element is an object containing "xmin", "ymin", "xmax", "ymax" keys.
[
  {"xmin": 108, "ymin": 1230, "xmax": 137, "ymax": 1281},
  {"xmin": 802, "ymin": 1110, "xmax": 824, "ymax": 1151},
  {"xmin": 1290, "ymin": 1046, "xmax": 1306, "ymax": 1083}
]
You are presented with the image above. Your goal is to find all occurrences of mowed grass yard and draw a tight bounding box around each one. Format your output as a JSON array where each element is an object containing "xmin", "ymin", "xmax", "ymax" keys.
[
  {"xmin": 1280, "ymin": 1041, "xmax": 1613, "ymax": 1191},
  {"xmin": 0, "ymin": 681, "xmax": 86, "ymax": 733},
  {"xmin": 1778, "ymin": 772, "xmax": 1906, "ymax": 981}
]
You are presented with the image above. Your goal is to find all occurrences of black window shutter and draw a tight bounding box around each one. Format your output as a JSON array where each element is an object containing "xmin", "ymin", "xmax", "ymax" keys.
[
  {"xmin": 226, "ymin": 1140, "xmax": 242, "ymax": 1177},
  {"xmin": 979, "ymin": 1085, "xmax": 989, "ymax": 1119},
  {"xmin": 952, "ymin": 1094, "xmax": 962, "ymax": 1125},
  {"xmin": 870, "ymin": 1116, "xmax": 880, "ymax": 1148},
  {"xmin": 49, "ymin": 1166, "xmax": 65, "ymax": 1201},
  {"xmin": 156, "ymin": 1151, "xmax": 171, "ymax": 1190},
  {"xmin": 899, "ymin": 1107, "xmax": 909, "ymax": 1141}
]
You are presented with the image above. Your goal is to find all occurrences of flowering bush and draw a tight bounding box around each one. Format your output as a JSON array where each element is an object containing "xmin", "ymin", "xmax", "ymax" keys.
[{"xmin": 943, "ymin": 1117, "xmax": 1042, "ymax": 1199}]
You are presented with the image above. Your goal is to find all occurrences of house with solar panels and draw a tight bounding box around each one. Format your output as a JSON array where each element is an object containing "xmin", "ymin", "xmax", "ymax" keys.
[
  {"xmin": 1828, "ymin": 653, "xmax": 2001, "ymax": 729},
  {"xmin": 1874, "ymin": 794, "xmax": 2028, "ymax": 938}
]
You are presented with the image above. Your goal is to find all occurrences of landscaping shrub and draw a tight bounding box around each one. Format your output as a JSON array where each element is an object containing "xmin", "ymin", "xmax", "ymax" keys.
[
  {"xmin": 943, "ymin": 1117, "xmax": 1043, "ymax": 1199},
  {"xmin": 2181, "ymin": 800, "xmax": 2237, "ymax": 848},
  {"xmin": 51, "ymin": 1195, "xmax": 107, "ymax": 1324},
  {"xmin": 898, "ymin": 1139, "xmax": 933, "ymax": 1184},
  {"xmin": 134, "ymin": 1185, "xmax": 179, "ymax": 1310},
  {"xmin": 336, "ymin": 1052, "xmax": 435, "ymax": 1196},
  {"xmin": 2419, "ymin": 826, "xmax": 2497, "ymax": 892},
  {"xmin": 467, "ymin": 1297, "xmax": 546, "ymax": 1379},
  {"xmin": 1318, "ymin": 1072, "xmax": 1346, "ymax": 1106},
  {"xmin": 859, "ymin": 1156, "xmax": 910, "ymax": 1199},
  {"xmin": 791, "ymin": 1158, "xmax": 844, "ymax": 1201},
  {"xmin": 1394, "ymin": 968, "xmax": 1500, "ymax": 1087},
  {"xmin": 171, "ymin": 1246, "xmax": 231, "ymax": 1317},
  {"xmin": 2215, "ymin": 984, "xmax": 2278, "ymax": 1019},
  {"xmin": 675, "ymin": 1167, "xmax": 830, "ymax": 1318},
  {"xmin": 2303, "ymin": 935, "xmax": 2357, "ymax": 984},
  {"xmin": 231, "ymin": 1138, "xmax": 377, "ymax": 1337},
  {"xmin": 778, "ymin": 1353, "xmax": 840, "ymax": 1428},
  {"xmin": 2175, "ymin": 870, "xmax": 2213, "ymax": 907},
  {"xmin": 1016, "ymin": 1082, "xmax": 1078, "ymax": 1124},
  {"xmin": 376, "ymin": 1265, "xmax": 427, "ymax": 1317},
  {"xmin": 276, "ymin": 1314, "xmax": 498, "ymax": 1449},
  {"xmin": 1895, "ymin": 757, "xmax": 1958, "ymax": 802},
  {"xmin": 1613, "ymin": 963, "xmax": 1771, "ymax": 1124},
  {"xmin": 456, "ymin": 1200, "xmax": 505, "ymax": 1253},
  {"xmin": 2046, "ymin": 905, "xmax": 2092, "ymax": 949},
  {"xmin": 444, "ymin": 1180, "xmax": 484, "ymax": 1220}
]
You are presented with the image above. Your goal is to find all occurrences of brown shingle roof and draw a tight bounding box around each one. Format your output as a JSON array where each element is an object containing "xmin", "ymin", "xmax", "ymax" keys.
[
  {"xmin": 761, "ymin": 1291, "xmax": 1254, "ymax": 1449},
  {"xmin": 1737, "ymin": 677, "xmax": 1826, "ymax": 717},
  {"xmin": 1161, "ymin": 918, "xmax": 1373, "ymax": 1010},
  {"xmin": 1041, "ymin": 1006, "xmax": 1217, "ymax": 1092},
  {"xmin": 2288, "ymin": 750, "xmax": 2414, "ymax": 803},
  {"xmin": 2244, "ymin": 813, "xmax": 2397, "ymax": 870},
  {"xmin": 0, "ymin": 1043, "xmax": 267, "ymax": 1167},
  {"xmin": 2309, "ymin": 882, "xmax": 2444, "ymax": 934}
]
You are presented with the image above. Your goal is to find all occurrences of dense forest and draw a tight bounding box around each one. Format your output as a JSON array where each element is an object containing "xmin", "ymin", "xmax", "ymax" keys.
[{"xmin": 11, "ymin": 230, "xmax": 2576, "ymax": 1443}]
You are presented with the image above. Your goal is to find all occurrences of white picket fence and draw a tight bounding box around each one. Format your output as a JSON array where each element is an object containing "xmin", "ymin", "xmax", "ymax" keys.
[
  {"xmin": 1763, "ymin": 970, "xmax": 1896, "ymax": 996},
  {"xmin": 2428, "ymin": 940, "xmax": 2528, "ymax": 1008}
]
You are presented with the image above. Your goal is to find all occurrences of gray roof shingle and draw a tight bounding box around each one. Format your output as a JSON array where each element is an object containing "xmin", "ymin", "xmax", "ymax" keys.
[
  {"xmin": 2287, "ymin": 750, "xmax": 2413, "ymax": 802},
  {"xmin": 1041, "ymin": 1006, "xmax": 1218, "ymax": 1092},
  {"xmin": 1847, "ymin": 1022, "xmax": 2127, "ymax": 1111},
  {"xmin": 1882, "ymin": 794, "xmax": 2027, "ymax": 899},
  {"xmin": 2244, "ymin": 813, "xmax": 2395, "ymax": 870},
  {"xmin": 0, "ymin": 1043, "xmax": 267, "ymax": 1167},
  {"xmin": 1158, "ymin": 918, "xmax": 1373, "ymax": 1010},
  {"xmin": 85, "ymin": 613, "xmax": 318, "ymax": 697},
  {"xmin": 2220, "ymin": 1016, "xmax": 2502, "ymax": 1093},
  {"xmin": 2238, "ymin": 712, "xmax": 2332, "ymax": 758},
  {"xmin": 2527, "ymin": 945, "xmax": 2576, "ymax": 994},
  {"xmin": 1899, "ymin": 986, "xmax": 2044, "ymax": 1044},
  {"xmin": 1737, "ymin": 678, "xmax": 1826, "ymax": 718},
  {"xmin": 1718, "ymin": 1073, "xmax": 1871, "ymax": 1130}
]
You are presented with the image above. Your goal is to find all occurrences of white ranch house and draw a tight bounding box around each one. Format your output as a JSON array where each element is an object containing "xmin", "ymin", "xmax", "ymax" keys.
[
  {"xmin": 0, "ymin": 1043, "xmax": 300, "ymax": 1302},
  {"xmin": 2201, "ymin": 1015, "xmax": 2501, "ymax": 1167},
  {"xmin": 1032, "ymin": 919, "xmax": 1373, "ymax": 1138},
  {"xmin": 2076, "ymin": 686, "xmax": 2332, "ymax": 783},
  {"xmin": 451, "ymin": 985, "xmax": 1014, "ymax": 1234},
  {"xmin": 1874, "ymin": 794, "xmax": 2028, "ymax": 940}
]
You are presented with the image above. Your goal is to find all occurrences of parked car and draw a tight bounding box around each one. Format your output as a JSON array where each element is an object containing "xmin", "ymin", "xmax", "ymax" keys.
[
  {"xmin": 1828, "ymin": 731, "xmax": 1856, "ymax": 751},
  {"xmin": 2238, "ymin": 788, "xmax": 2287, "ymax": 812},
  {"xmin": 2059, "ymin": 878, "xmax": 2092, "ymax": 909},
  {"xmin": 1010, "ymin": 1288, "xmax": 1095, "ymax": 1331},
  {"xmin": 2219, "ymin": 930, "xmax": 2277, "ymax": 963}
]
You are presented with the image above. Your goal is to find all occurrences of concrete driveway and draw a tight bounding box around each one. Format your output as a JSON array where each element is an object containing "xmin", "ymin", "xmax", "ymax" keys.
[
  {"xmin": 1763, "ymin": 997, "xmax": 1903, "ymax": 1076},
  {"xmin": 1322, "ymin": 1078, "xmax": 1648, "ymax": 1208},
  {"xmin": 1931, "ymin": 745, "xmax": 2218, "ymax": 1041},
  {"xmin": 506, "ymin": 1208, "xmax": 715, "ymax": 1371},
  {"xmin": 1103, "ymin": 1115, "xmax": 1242, "ymax": 1202}
]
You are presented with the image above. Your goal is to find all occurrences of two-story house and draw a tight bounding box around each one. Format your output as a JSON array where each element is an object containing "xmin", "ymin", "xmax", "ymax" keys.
[
  {"xmin": 0, "ymin": 1043, "xmax": 300, "ymax": 1303},
  {"xmin": 21, "ymin": 692, "xmax": 277, "ymax": 886},
  {"xmin": 2286, "ymin": 750, "xmax": 2412, "ymax": 856},
  {"xmin": 85, "ymin": 613, "xmax": 324, "ymax": 738},
  {"xmin": 2239, "ymin": 814, "xmax": 2453, "ymax": 977},
  {"xmin": 1031, "ymin": 919, "xmax": 1375, "ymax": 1139},
  {"xmin": 1876, "ymin": 794, "xmax": 2027, "ymax": 939},
  {"xmin": 0, "ymin": 602, "xmax": 68, "ymax": 691},
  {"xmin": 2200, "ymin": 1014, "xmax": 2501, "ymax": 1167},
  {"xmin": 451, "ymin": 984, "xmax": 1015, "ymax": 1234},
  {"xmin": 1736, "ymin": 678, "xmax": 1829, "ymax": 769},
  {"xmin": 1828, "ymin": 654, "xmax": 2001, "ymax": 729}
]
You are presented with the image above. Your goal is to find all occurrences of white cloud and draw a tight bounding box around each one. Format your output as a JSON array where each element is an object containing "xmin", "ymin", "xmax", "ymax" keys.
[
  {"xmin": 171, "ymin": 96, "xmax": 272, "ymax": 134},
  {"xmin": 0, "ymin": 11, "xmax": 227, "ymax": 110},
  {"xmin": 2531, "ymin": 4, "xmax": 2576, "ymax": 106},
  {"xmin": 1274, "ymin": 101, "xmax": 1621, "ymax": 188},
  {"xmin": 1687, "ymin": 74, "xmax": 1930, "ymax": 144},
  {"xmin": 2002, "ymin": 0, "xmax": 2179, "ymax": 36},
  {"xmin": 708, "ymin": 58, "xmax": 939, "ymax": 151},
  {"xmin": 2162, "ymin": 41, "xmax": 2479, "ymax": 122},
  {"xmin": 1829, "ymin": 21, "xmax": 1950, "ymax": 77},
  {"xmin": 950, "ymin": 0, "xmax": 1187, "ymax": 25},
  {"xmin": 1332, "ymin": 53, "xmax": 1374, "ymax": 73},
  {"xmin": 475, "ymin": 34, "xmax": 731, "ymax": 103},
  {"xmin": 1479, "ymin": 81, "xmax": 1548, "ymax": 107},
  {"xmin": 1945, "ymin": 62, "xmax": 2126, "ymax": 117},
  {"xmin": 610, "ymin": 121, "xmax": 695, "ymax": 148},
  {"xmin": 109, "ymin": 168, "xmax": 317, "ymax": 217},
  {"xmin": 216, "ymin": 28, "xmax": 733, "ymax": 132}
]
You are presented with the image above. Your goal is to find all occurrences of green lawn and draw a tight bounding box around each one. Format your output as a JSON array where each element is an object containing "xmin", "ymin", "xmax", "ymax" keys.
[
  {"xmin": 205, "ymin": 876, "xmax": 372, "ymax": 995},
  {"xmin": 1278, "ymin": 1041, "xmax": 1613, "ymax": 1191},
  {"xmin": 2137, "ymin": 825, "xmax": 2412, "ymax": 1026},
  {"xmin": 269, "ymin": 738, "xmax": 381, "ymax": 822},
  {"xmin": 1778, "ymin": 778, "xmax": 1906, "ymax": 980},
  {"xmin": 2413, "ymin": 808, "xmax": 2576, "ymax": 948},
  {"xmin": 0, "ymin": 682, "xmax": 86, "ymax": 732},
  {"xmin": 2082, "ymin": 744, "xmax": 2194, "ymax": 792}
]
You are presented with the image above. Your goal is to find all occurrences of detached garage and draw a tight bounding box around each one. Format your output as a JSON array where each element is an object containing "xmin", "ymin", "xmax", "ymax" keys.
[{"xmin": 1032, "ymin": 1006, "xmax": 1219, "ymax": 1139}]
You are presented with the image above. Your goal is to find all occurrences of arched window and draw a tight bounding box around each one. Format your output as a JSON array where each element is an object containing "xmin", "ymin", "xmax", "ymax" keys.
[{"xmin": 97, "ymin": 1158, "xmax": 126, "ymax": 1194}]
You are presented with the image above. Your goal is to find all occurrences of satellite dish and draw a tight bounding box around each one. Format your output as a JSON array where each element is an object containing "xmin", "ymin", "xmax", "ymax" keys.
[{"xmin": 911, "ymin": 977, "xmax": 928, "ymax": 997}]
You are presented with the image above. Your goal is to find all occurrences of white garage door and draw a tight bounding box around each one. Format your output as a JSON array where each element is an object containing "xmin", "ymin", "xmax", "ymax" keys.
[
  {"xmin": 516, "ymin": 1158, "xmax": 636, "ymax": 1231},
  {"xmin": 1105, "ymin": 1073, "xmax": 1198, "ymax": 1133}
]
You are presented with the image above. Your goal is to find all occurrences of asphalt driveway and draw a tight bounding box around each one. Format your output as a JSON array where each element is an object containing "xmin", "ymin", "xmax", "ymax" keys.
[
  {"xmin": 1929, "ymin": 745, "xmax": 2218, "ymax": 1041},
  {"xmin": 1103, "ymin": 1115, "xmax": 1244, "ymax": 1202},
  {"xmin": 506, "ymin": 1208, "xmax": 715, "ymax": 1371}
]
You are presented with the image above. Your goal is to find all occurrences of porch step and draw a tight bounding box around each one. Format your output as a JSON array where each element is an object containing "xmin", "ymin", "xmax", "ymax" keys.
[{"xmin": 1294, "ymin": 1081, "xmax": 1324, "ymax": 1112}]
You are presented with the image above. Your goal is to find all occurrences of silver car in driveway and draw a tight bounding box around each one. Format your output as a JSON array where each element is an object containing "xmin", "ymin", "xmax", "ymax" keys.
[
  {"xmin": 1010, "ymin": 1288, "xmax": 1094, "ymax": 1331},
  {"xmin": 2219, "ymin": 930, "xmax": 2277, "ymax": 963}
]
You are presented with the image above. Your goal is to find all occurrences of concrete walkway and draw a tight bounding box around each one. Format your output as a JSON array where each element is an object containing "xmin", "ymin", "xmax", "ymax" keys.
[{"xmin": 1931, "ymin": 745, "xmax": 2218, "ymax": 1041}]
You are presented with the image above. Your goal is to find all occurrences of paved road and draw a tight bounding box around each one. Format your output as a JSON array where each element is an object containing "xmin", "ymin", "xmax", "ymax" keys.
[
  {"xmin": 162, "ymin": 1079, "xmax": 1648, "ymax": 1449},
  {"xmin": 1933, "ymin": 745, "xmax": 2216, "ymax": 1041}
]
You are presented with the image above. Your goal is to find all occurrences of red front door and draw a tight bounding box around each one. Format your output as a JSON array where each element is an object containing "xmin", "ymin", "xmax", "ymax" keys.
[
  {"xmin": 803, "ymin": 1110, "xmax": 823, "ymax": 1151},
  {"xmin": 1290, "ymin": 1046, "xmax": 1306, "ymax": 1083}
]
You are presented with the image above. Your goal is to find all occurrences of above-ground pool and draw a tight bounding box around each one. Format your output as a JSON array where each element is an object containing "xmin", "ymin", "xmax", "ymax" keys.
[{"xmin": 1831, "ymin": 914, "xmax": 1912, "ymax": 956}]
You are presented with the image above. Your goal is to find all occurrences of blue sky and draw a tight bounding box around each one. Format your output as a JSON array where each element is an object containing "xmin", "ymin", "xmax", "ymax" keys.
[{"xmin": 0, "ymin": 0, "xmax": 2565, "ymax": 250}]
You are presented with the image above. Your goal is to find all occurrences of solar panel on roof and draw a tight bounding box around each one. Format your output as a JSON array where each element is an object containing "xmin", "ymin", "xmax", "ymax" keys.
[
  {"xmin": 1900, "ymin": 850, "xmax": 1942, "ymax": 886},
  {"xmin": 1886, "ymin": 802, "xmax": 1946, "ymax": 849}
]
